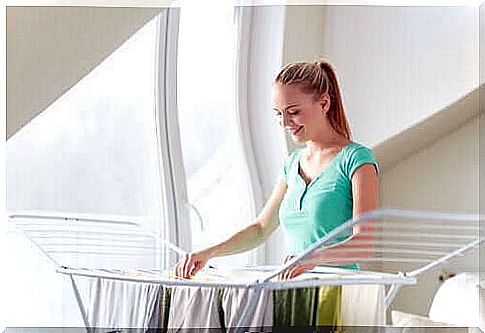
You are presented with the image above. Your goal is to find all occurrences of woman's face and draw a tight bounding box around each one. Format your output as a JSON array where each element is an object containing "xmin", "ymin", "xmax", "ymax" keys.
[{"xmin": 272, "ymin": 83, "xmax": 329, "ymax": 143}]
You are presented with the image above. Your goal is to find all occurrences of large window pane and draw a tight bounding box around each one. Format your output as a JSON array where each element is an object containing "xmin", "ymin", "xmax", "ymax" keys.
[
  {"xmin": 177, "ymin": 2, "xmax": 257, "ymax": 266},
  {"xmin": 7, "ymin": 16, "xmax": 164, "ymax": 269}
]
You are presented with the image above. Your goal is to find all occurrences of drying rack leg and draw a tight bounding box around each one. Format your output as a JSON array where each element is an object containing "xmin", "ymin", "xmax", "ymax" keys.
[
  {"xmin": 384, "ymin": 283, "xmax": 401, "ymax": 308},
  {"xmin": 69, "ymin": 273, "xmax": 92, "ymax": 332}
]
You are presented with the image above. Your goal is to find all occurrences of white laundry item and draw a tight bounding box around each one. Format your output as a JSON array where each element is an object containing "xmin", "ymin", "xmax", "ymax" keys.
[
  {"xmin": 167, "ymin": 286, "xmax": 222, "ymax": 331},
  {"xmin": 87, "ymin": 277, "xmax": 161, "ymax": 329},
  {"xmin": 428, "ymin": 272, "xmax": 480, "ymax": 327},
  {"xmin": 340, "ymin": 284, "xmax": 386, "ymax": 326},
  {"xmin": 221, "ymin": 287, "xmax": 273, "ymax": 330}
]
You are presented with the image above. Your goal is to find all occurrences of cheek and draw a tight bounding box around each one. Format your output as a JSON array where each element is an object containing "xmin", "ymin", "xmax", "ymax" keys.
[
  {"xmin": 301, "ymin": 110, "xmax": 320, "ymax": 125},
  {"xmin": 295, "ymin": 114, "xmax": 308, "ymax": 125}
]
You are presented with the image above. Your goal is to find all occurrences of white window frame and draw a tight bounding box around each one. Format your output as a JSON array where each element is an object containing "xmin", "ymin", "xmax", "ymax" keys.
[{"xmin": 154, "ymin": 8, "xmax": 192, "ymax": 265}]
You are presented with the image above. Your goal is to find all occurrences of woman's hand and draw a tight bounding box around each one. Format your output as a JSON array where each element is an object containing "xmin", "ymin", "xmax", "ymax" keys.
[
  {"xmin": 173, "ymin": 250, "xmax": 212, "ymax": 279},
  {"xmin": 279, "ymin": 254, "xmax": 318, "ymax": 280}
]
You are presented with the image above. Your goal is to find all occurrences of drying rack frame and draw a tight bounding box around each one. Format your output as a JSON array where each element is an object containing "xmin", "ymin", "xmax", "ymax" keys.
[{"xmin": 9, "ymin": 208, "xmax": 484, "ymax": 332}]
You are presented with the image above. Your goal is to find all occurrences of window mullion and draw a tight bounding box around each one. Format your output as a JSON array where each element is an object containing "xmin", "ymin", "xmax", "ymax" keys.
[
  {"xmin": 233, "ymin": 5, "xmax": 264, "ymax": 265},
  {"xmin": 154, "ymin": 8, "xmax": 191, "ymax": 268}
]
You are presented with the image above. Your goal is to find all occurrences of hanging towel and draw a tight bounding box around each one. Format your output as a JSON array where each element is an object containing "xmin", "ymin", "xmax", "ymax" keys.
[
  {"xmin": 274, "ymin": 286, "xmax": 342, "ymax": 328},
  {"xmin": 316, "ymin": 285, "xmax": 342, "ymax": 327},
  {"xmin": 167, "ymin": 286, "xmax": 222, "ymax": 331},
  {"xmin": 147, "ymin": 286, "xmax": 171, "ymax": 330},
  {"xmin": 87, "ymin": 277, "xmax": 161, "ymax": 330},
  {"xmin": 221, "ymin": 287, "xmax": 273, "ymax": 331},
  {"xmin": 274, "ymin": 287, "xmax": 317, "ymax": 326},
  {"xmin": 340, "ymin": 284, "xmax": 386, "ymax": 326}
]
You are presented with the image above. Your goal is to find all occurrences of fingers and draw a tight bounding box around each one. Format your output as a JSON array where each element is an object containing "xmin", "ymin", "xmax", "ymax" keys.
[
  {"xmin": 279, "ymin": 266, "xmax": 294, "ymax": 280},
  {"xmin": 189, "ymin": 259, "xmax": 202, "ymax": 276},
  {"xmin": 279, "ymin": 255, "xmax": 293, "ymax": 280},
  {"xmin": 282, "ymin": 267, "xmax": 303, "ymax": 280},
  {"xmin": 173, "ymin": 253, "xmax": 206, "ymax": 279},
  {"xmin": 279, "ymin": 268, "xmax": 292, "ymax": 280},
  {"xmin": 173, "ymin": 253, "xmax": 194, "ymax": 279},
  {"xmin": 182, "ymin": 253, "xmax": 191, "ymax": 278},
  {"xmin": 279, "ymin": 255, "xmax": 299, "ymax": 280},
  {"xmin": 173, "ymin": 259, "xmax": 183, "ymax": 278},
  {"xmin": 288, "ymin": 266, "xmax": 305, "ymax": 279},
  {"xmin": 284, "ymin": 254, "xmax": 295, "ymax": 264},
  {"xmin": 278, "ymin": 264, "xmax": 310, "ymax": 280}
]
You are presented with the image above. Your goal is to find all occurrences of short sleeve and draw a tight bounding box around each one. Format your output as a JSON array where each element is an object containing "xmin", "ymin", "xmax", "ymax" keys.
[
  {"xmin": 346, "ymin": 145, "xmax": 379, "ymax": 179},
  {"xmin": 281, "ymin": 149, "xmax": 302, "ymax": 184}
]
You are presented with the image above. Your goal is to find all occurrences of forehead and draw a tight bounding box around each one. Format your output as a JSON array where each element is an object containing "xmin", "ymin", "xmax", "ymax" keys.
[{"xmin": 272, "ymin": 83, "xmax": 314, "ymax": 106}]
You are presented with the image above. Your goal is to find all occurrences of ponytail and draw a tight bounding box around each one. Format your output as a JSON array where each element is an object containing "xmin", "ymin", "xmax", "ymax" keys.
[{"xmin": 315, "ymin": 60, "xmax": 352, "ymax": 140}]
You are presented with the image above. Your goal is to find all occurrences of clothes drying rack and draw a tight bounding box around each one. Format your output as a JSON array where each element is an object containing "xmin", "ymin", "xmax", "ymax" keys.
[{"xmin": 9, "ymin": 208, "xmax": 484, "ymax": 331}]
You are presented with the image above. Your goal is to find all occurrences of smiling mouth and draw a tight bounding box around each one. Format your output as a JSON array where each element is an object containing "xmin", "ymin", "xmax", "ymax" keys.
[{"xmin": 288, "ymin": 125, "xmax": 304, "ymax": 136}]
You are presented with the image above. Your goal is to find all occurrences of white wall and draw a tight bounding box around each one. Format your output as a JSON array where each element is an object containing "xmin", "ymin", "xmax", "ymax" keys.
[
  {"xmin": 380, "ymin": 115, "xmax": 480, "ymax": 316},
  {"xmin": 282, "ymin": 5, "xmax": 478, "ymax": 147}
]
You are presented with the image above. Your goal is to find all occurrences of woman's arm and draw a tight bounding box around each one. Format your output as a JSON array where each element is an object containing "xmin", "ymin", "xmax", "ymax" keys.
[
  {"xmin": 281, "ymin": 164, "xmax": 378, "ymax": 279},
  {"xmin": 174, "ymin": 176, "xmax": 287, "ymax": 278}
]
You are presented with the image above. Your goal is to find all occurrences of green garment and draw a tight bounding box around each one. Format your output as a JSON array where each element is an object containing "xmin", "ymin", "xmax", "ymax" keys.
[
  {"xmin": 279, "ymin": 142, "xmax": 379, "ymax": 269},
  {"xmin": 161, "ymin": 287, "xmax": 171, "ymax": 331},
  {"xmin": 316, "ymin": 285, "xmax": 342, "ymax": 327},
  {"xmin": 273, "ymin": 286, "xmax": 342, "ymax": 327}
]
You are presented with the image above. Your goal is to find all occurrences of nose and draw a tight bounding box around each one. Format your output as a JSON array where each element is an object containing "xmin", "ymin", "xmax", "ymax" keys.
[{"xmin": 280, "ymin": 113, "xmax": 291, "ymax": 127}]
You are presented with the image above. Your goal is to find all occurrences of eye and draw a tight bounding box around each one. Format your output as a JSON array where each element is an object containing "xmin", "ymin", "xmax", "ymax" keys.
[
  {"xmin": 273, "ymin": 110, "xmax": 282, "ymax": 117},
  {"xmin": 288, "ymin": 110, "xmax": 300, "ymax": 116}
]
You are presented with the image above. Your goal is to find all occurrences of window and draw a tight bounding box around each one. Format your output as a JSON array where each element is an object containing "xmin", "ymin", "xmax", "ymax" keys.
[
  {"xmin": 177, "ymin": 1, "xmax": 258, "ymax": 266},
  {"xmin": 7, "ymin": 15, "xmax": 164, "ymax": 269},
  {"xmin": 6, "ymin": 9, "xmax": 184, "ymax": 326},
  {"xmin": 7, "ymin": 1, "xmax": 260, "ymax": 273},
  {"xmin": 6, "ymin": 6, "xmax": 264, "ymax": 326}
]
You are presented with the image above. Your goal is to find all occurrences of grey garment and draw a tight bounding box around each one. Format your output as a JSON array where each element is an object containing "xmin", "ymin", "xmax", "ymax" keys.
[
  {"xmin": 221, "ymin": 288, "xmax": 273, "ymax": 330},
  {"xmin": 146, "ymin": 286, "xmax": 163, "ymax": 329},
  {"xmin": 87, "ymin": 277, "xmax": 161, "ymax": 330},
  {"xmin": 167, "ymin": 286, "xmax": 222, "ymax": 331}
]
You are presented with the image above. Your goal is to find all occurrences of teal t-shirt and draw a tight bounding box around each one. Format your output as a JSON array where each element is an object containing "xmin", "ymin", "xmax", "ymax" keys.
[{"xmin": 279, "ymin": 142, "xmax": 379, "ymax": 269}]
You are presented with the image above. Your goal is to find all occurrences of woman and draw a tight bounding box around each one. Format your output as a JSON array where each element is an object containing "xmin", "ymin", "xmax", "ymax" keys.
[{"xmin": 174, "ymin": 59, "xmax": 379, "ymax": 280}]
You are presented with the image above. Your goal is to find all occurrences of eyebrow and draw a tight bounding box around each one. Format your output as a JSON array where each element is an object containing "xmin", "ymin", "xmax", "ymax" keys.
[{"xmin": 272, "ymin": 103, "xmax": 302, "ymax": 112}]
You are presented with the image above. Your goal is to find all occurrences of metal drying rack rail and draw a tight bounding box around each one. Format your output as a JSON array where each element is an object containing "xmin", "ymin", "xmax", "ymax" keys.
[{"xmin": 9, "ymin": 208, "xmax": 484, "ymax": 332}]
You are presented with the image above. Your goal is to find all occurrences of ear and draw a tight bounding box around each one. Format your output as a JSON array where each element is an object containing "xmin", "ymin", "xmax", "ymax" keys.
[{"xmin": 320, "ymin": 93, "xmax": 331, "ymax": 115}]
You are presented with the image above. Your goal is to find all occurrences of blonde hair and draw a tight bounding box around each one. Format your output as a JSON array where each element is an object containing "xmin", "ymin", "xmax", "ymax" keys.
[{"xmin": 275, "ymin": 59, "xmax": 352, "ymax": 140}]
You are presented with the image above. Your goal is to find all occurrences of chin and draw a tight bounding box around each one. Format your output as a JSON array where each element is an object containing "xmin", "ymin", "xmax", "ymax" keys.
[{"xmin": 290, "ymin": 135, "xmax": 305, "ymax": 144}]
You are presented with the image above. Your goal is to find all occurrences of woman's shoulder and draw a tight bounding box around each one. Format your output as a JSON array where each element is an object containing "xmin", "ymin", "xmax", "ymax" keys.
[
  {"xmin": 344, "ymin": 141, "xmax": 375, "ymax": 155},
  {"xmin": 342, "ymin": 141, "xmax": 379, "ymax": 176}
]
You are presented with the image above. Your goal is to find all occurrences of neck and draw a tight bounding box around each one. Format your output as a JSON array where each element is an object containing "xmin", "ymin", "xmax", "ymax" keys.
[{"xmin": 305, "ymin": 128, "xmax": 349, "ymax": 152}]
